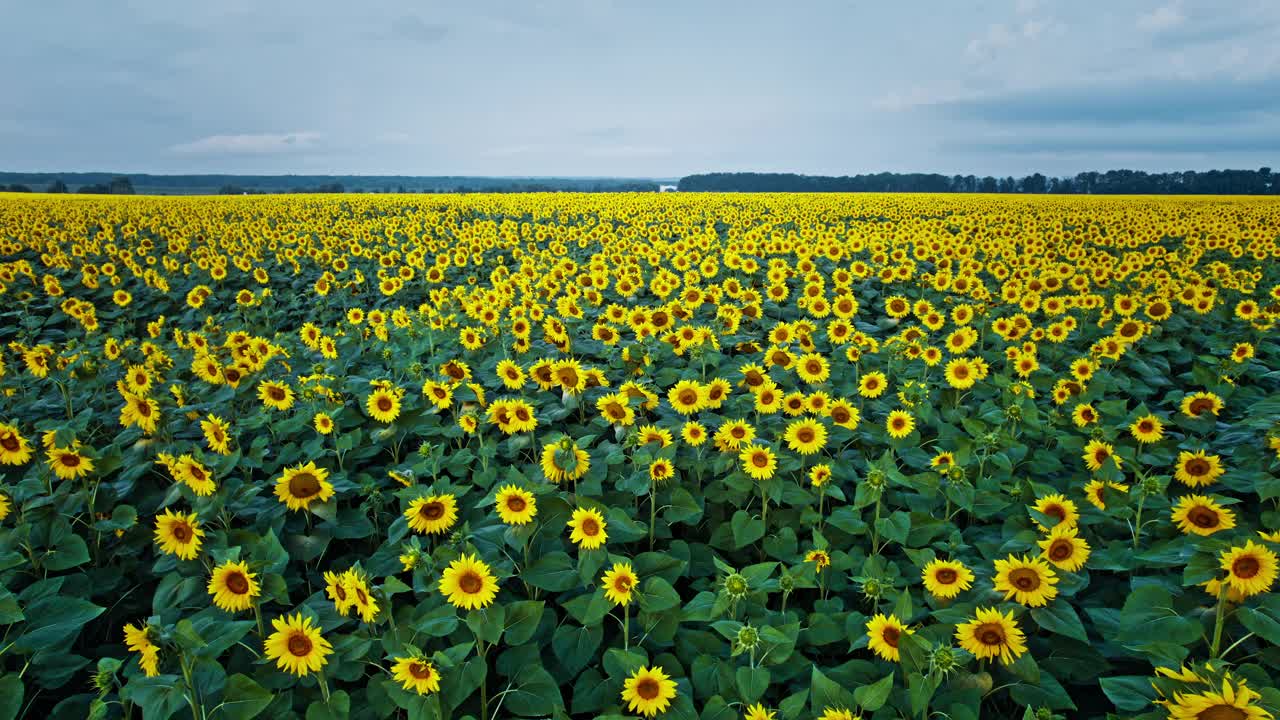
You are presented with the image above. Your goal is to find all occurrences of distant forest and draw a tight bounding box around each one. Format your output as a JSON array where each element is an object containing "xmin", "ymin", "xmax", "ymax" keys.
[
  {"xmin": 0, "ymin": 173, "xmax": 665, "ymax": 195},
  {"xmin": 677, "ymin": 168, "xmax": 1279, "ymax": 194}
]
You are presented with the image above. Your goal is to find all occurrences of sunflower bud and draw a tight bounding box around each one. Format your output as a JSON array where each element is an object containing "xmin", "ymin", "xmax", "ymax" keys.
[
  {"xmin": 778, "ymin": 572, "xmax": 795, "ymax": 593},
  {"xmin": 861, "ymin": 577, "xmax": 885, "ymax": 600},
  {"xmin": 735, "ymin": 625, "xmax": 760, "ymax": 651},
  {"xmin": 928, "ymin": 645, "xmax": 959, "ymax": 676},
  {"xmin": 724, "ymin": 573, "xmax": 749, "ymax": 599},
  {"xmin": 866, "ymin": 468, "xmax": 887, "ymax": 492}
]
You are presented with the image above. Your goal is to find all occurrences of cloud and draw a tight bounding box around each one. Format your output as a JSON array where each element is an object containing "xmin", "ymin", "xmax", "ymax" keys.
[
  {"xmin": 1137, "ymin": 3, "xmax": 1185, "ymax": 33},
  {"xmin": 966, "ymin": 24, "xmax": 1017, "ymax": 59},
  {"xmin": 929, "ymin": 73, "xmax": 1280, "ymax": 126},
  {"xmin": 946, "ymin": 129, "xmax": 1280, "ymax": 155},
  {"xmin": 170, "ymin": 132, "xmax": 322, "ymax": 155}
]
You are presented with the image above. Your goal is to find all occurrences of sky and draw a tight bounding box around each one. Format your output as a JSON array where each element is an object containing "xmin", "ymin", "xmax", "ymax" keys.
[{"xmin": 2, "ymin": 0, "xmax": 1279, "ymax": 178}]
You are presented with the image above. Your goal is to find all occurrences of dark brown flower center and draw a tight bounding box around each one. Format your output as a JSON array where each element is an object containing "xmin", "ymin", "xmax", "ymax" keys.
[
  {"xmin": 1198, "ymin": 705, "xmax": 1248, "ymax": 720},
  {"xmin": 289, "ymin": 472, "xmax": 321, "ymax": 498},
  {"xmin": 226, "ymin": 571, "xmax": 249, "ymax": 595},
  {"xmin": 1049, "ymin": 540, "xmax": 1073, "ymax": 561},
  {"xmin": 506, "ymin": 496, "xmax": 526, "ymax": 512},
  {"xmin": 678, "ymin": 390, "xmax": 698, "ymax": 406},
  {"xmin": 459, "ymin": 571, "xmax": 483, "ymax": 594},
  {"xmin": 1233, "ymin": 556, "xmax": 1261, "ymax": 579},
  {"xmin": 882, "ymin": 626, "xmax": 900, "ymax": 648},
  {"xmin": 636, "ymin": 677, "xmax": 661, "ymax": 700},
  {"xmin": 1009, "ymin": 568, "xmax": 1041, "ymax": 591},
  {"xmin": 410, "ymin": 662, "xmax": 433, "ymax": 680},
  {"xmin": 797, "ymin": 428, "xmax": 815, "ymax": 444},
  {"xmin": 378, "ymin": 397, "xmax": 393, "ymax": 412},
  {"xmin": 580, "ymin": 518, "xmax": 600, "ymax": 536},
  {"xmin": 268, "ymin": 387, "xmax": 285, "ymax": 401},
  {"xmin": 1044, "ymin": 505, "xmax": 1066, "ymax": 522},
  {"xmin": 0, "ymin": 434, "xmax": 19, "ymax": 451},
  {"xmin": 976, "ymin": 624, "xmax": 1005, "ymax": 646},
  {"xmin": 61, "ymin": 453, "xmax": 82, "ymax": 467},
  {"xmin": 751, "ymin": 452, "xmax": 770, "ymax": 468},
  {"xmin": 1186, "ymin": 458, "xmax": 1210, "ymax": 476},
  {"xmin": 1188, "ymin": 507, "xmax": 1219, "ymax": 528},
  {"xmin": 287, "ymin": 633, "xmax": 312, "ymax": 656},
  {"xmin": 936, "ymin": 569, "xmax": 958, "ymax": 584},
  {"xmin": 421, "ymin": 501, "xmax": 445, "ymax": 520}
]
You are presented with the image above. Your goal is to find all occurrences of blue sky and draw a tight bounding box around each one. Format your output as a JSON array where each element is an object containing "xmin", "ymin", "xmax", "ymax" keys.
[{"xmin": 2, "ymin": 0, "xmax": 1278, "ymax": 177}]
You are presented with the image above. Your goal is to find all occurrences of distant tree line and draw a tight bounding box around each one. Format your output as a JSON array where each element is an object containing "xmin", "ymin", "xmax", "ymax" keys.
[
  {"xmin": 678, "ymin": 168, "xmax": 1279, "ymax": 195},
  {"xmin": 1, "ymin": 177, "xmax": 135, "ymax": 194}
]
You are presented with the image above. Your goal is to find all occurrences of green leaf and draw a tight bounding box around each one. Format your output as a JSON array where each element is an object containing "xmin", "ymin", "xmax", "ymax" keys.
[
  {"xmin": 305, "ymin": 690, "xmax": 351, "ymax": 720},
  {"xmin": 44, "ymin": 533, "xmax": 90, "ymax": 571},
  {"xmin": 220, "ymin": 674, "xmax": 274, "ymax": 720},
  {"xmin": 13, "ymin": 595, "xmax": 104, "ymax": 651},
  {"xmin": 809, "ymin": 666, "xmax": 856, "ymax": 716},
  {"xmin": 524, "ymin": 552, "xmax": 579, "ymax": 592},
  {"xmin": 640, "ymin": 577, "xmax": 682, "ymax": 614},
  {"xmin": 1237, "ymin": 597, "xmax": 1280, "ymax": 646},
  {"xmin": 875, "ymin": 512, "xmax": 911, "ymax": 545},
  {"xmin": 552, "ymin": 623, "xmax": 602, "ymax": 676},
  {"xmin": 503, "ymin": 601, "xmax": 545, "ymax": 645},
  {"xmin": 1031, "ymin": 603, "xmax": 1089, "ymax": 643},
  {"xmin": 853, "ymin": 672, "xmax": 894, "ymax": 712},
  {"xmin": 0, "ymin": 674, "xmax": 23, "ymax": 720},
  {"xmin": 1116, "ymin": 586, "xmax": 1200, "ymax": 646},
  {"xmin": 731, "ymin": 510, "xmax": 765, "ymax": 549},
  {"xmin": 1100, "ymin": 676, "xmax": 1158, "ymax": 712},
  {"xmin": 735, "ymin": 666, "xmax": 769, "ymax": 704}
]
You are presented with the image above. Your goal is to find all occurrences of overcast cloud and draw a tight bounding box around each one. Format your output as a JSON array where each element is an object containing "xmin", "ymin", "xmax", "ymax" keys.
[{"xmin": 2, "ymin": 0, "xmax": 1278, "ymax": 177}]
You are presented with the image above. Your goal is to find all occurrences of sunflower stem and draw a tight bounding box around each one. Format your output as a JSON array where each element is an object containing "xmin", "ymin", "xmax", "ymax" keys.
[
  {"xmin": 1132, "ymin": 494, "xmax": 1146, "ymax": 549},
  {"xmin": 1210, "ymin": 581, "xmax": 1229, "ymax": 658},
  {"xmin": 871, "ymin": 495, "xmax": 883, "ymax": 556},
  {"xmin": 623, "ymin": 605, "xmax": 630, "ymax": 652},
  {"xmin": 253, "ymin": 600, "xmax": 265, "ymax": 639},
  {"xmin": 648, "ymin": 478, "xmax": 657, "ymax": 551},
  {"xmin": 317, "ymin": 669, "xmax": 331, "ymax": 704}
]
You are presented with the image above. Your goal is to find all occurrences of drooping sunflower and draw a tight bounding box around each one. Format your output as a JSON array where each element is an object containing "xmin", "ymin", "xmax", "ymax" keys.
[
  {"xmin": 406, "ymin": 493, "xmax": 459, "ymax": 535},
  {"xmin": 273, "ymin": 461, "xmax": 334, "ymax": 511},
  {"xmin": 993, "ymin": 554, "xmax": 1059, "ymax": 607},
  {"xmin": 1071, "ymin": 403, "xmax": 1098, "ymax": 428},
  {"xmin": 621, "ymin": 665, "xmax": 679, "ymax": 718},
  {"xmin": 1037, "ymin": 523, "xmax": 1091, "ymax": 572},
  {"xmin": 391, "ymin": 656, "xmax": 441, "ymax": 696},
  {"xmin": 865, "ymin": 613, "xmax": 910, "ymax": 662},
  {"xmin": 494, "ymin": 485, "xmax": 537, "ymax": 525},
  {"xmin": 175, "ymin": 454, "xmax": 216, "ymax": 496},
  {"xmin": 123, "ymin": 622, "xmax": 160, "ymax": 677},
  {"xmin": 955, "ymin": 607, "xmax": 1027, "ymax": 665},
  {"xmin": 0, "ymin": 493, "xmax": 9, "ymax": 522},
  {"xmin": 439, "ymin": 553, "xmax": 500, "ymax": 610},
  {"xmin": 885, "ymin": 410, "xmax": 915, "ymax": 440},
  {"xmin": 200, "ymin": 414, "xmax": 232, "ymax": 455},
  {"xmin": 325, "ymin": 570, "xmax": 355, "ymax": 616},
  {"xmin": 343, "ymin": 570, "xmax": 380, "ymax": 622},
  {"xmin": 1166, "ymin": 678, "xmax": 1272, "ymax": 720},
  {"xmin": 1220, "ymin": 540, "xmax": 1278, "ymax": 597},
  {"xmin": 0, "ymin": 423, "xmax": 33, "ymax": 465},
  {"xmin": 567, "ymin": 507, "xmax": 608, "ymax": 550},
  {"xmin": 366, "ymin": 388, "xmax": 402, "ymax": 423},
  {"xmin": 541, "ymin": 439, "xmax": 591, "ymax": 483},
  {"xmin": 602, "ymin": 561, "xmax": 639, "ymax": 606},
  {"xmin": 784, "ymin": 419, "xmax": 827, "ymax": 455},
  {"xmin": 153, "ymin": 508, "xmax": 204, "ymax": 560},
  {"xmin": 257, "ymin": 380, "xmax": 295, "ymax": 411},
  {"xmin": 119, "ymin": 392, "xmax": 160, "ymax": 434},
  {"xmin": 1175, "ymin": 450, "xmax": 1224, "ymax": 488},
  {"xmin": 1171, "ymin": 495, "xmax": 1236, "ymax": 536},
  {"xmin": 739, "ymin": 444, "xmax": 778, "ymax": 481},
  {"xmin": 1129, "ymin": 414, "xmax": 1165, "ymax": 443},
  {"xmin": 264, "ymin": 613, "xmax": 332, "ymax": 677},
  {"xmin": 921, "ymin": 558, "xmax": 974, "ymax": 599},
  {"xmin": 1083, "ymin": 479, "xmax": 1129, "ymax": 510},
  {"xmin": 208, "ymin": 560, "xmax": 261, "ymax": 613}
]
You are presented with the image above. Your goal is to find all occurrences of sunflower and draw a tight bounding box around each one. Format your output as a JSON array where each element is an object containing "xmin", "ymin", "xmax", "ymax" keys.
[
  {"xmin": 743, "ymin": 703, "xmax": 776, "ymax": 720},
  {"xmin": 681, "ymin": 421, "xmax": 707, "ymax": 446},
  {"xmin": 865, "ymin": 613, "xmax": 910, "ymax": 662},
  {"xmin": 649, "ymin": 459, "xmax": 675, "ymax": 483},
  {"xmin": 1037, "ymin": 524, "xmax": 1091, "ymax": 572},
  {"xmin": 439, "ymin": 553, "xmax": 500, "ymax": 610},
  {"xmin": 739, "ymin": 444, "xmax": 778, "ymax": 480},
  {"xmin": 796, "ymin": 353, "xmax": 831, "ymax": 384},
  {"xmin": 955, "ymin": 607, "xmax": 1027, "ymax": 665},
  {"xmin": 944, "ymin": 358, "xmax": 978, "ymax": 389},
  {"xmin": 921, "ymin": 558, "xmax": 974, "ymax": 599},
  {"xmin": 313, "ymin": 412, "xmax": 334, "ymax": 434},
  {"xmin": 123, "ymin": 622, "xmax": 160, "ymax": 677},
  {"xmin": 1071, "ymin": 403, "xmax": 1097, "ymax": 428},
  {"xmin": 1180, "ymin": 391, "xmax": 1224, "ymax": 418},
  {"xmin": 667, "ymin": 380, "xmax": 707, "ymax": 415},
  {"xmin": 810, "ymin": 464, "xmax": 832, "ymax": 487},
  {"xmin": 1167, "ymin": 678, "xmax": 1273, "ymax": 720},
  {"xmin": 208, "ymin": 560, "xmax": 261, "ymax": 612},
  {"xmin": 0, "ymin": 494, "xmax": 9, "ymax": 522},
  {"xmin": 257, "ymin": 380, "xmax": 295, "ymax": 411},
  {"xmin": 1220, "ymin": 540, "xmax": 1278, "ymax": 597},
  {"xmin": 568, "ymin": 507, "xmax": 608, "ymax": 550},
  {"xmin": 494, "ymin": 485, "xmax": 537, "ymax": 525},
  {"xmin": 817, "ymin": 708, "xmax": 859, "ymax": 720},
  {"xmin": 993, "ymin": 554, "xmax": 1059, "ymax": 607},
  {"xmin": 264, "ymin": 613, "xmax": 332, "ymax": 677},
  {"xmin": 343, "ymin": 570, "xmax": 380, "ymax": 622},
  {"xmin": 201, "ymin": 414, "xmax": 232, "ymax": 454},
  {"xmin": 541, "ymin": 439, "xmax": 591, "ymax": 483},
  {"xmin": 828, "ymin": 399, "xmax": 860, "ymax": 429},
  {"xmin": 1129, "ymin": 413, "xmax": 1165, "ymax": 443},
  {"xmin": 47, "ymin": 445, "xmax": 94, "ymax": 480},
  {"xmin": 366, "ymin": 388, "xmax": 402, "ymax": 423},
  {"xmin": 1032, "ymin": 493, "xmax": 1078, "ymax": 530},
  {"xmin": 273, "ymin": 461, "xmax": 334, "ymax": 511},
  {"xmin": 602, "ymin": 561, "xmax": 639, "ymax": 606},
  {"xmin": 806, "ymin": 549, "xmax": 831, "ymax": 570},
  {"xmin": 1175, "ymin": 450, "xmax": 1224, "ymax": 488},
  {"xmin": 175, "ymin": 454, "xmax": 216, "ymax": 496},
  {"xmin": 391, "ymin": 656, "xmax": 441, "ymax": 696},
  {"xmin": 1171, "ymin": 495, "xmax": 1236, "ymax": 536},
  {"xmin": 153, "ymin": 508, "xmax": 204, "ymax": 560},
  {"xmin": 406, "ymin": 493, "xmax": 459, "ymax": 535},
  {"xmin": 597, "ymin": 393, "xmax": 636, "ymax": 426},
  {"xmin": 621, "ymin": 665, "xmax": 678, "ymax": 718},
  {"xmin": 714, "ymin": 420, "xmax": 755, "ymax": 451},
  {"xmin": 0, "ymin": 423, "xmax": 33, "ymax": 465},
  {"xmin": 325, "ymin": 570, "xmax": 355, "ymax": 616},
  {"xmin": 784, "ymin": 418, "xmax": 827, "ymax": 455},
  {"xmin": 885, "ymin": 410, "xmax": 915, "ymax": 440},
  {"xmin": 858, "ymin": 372, "xmax": 888, "ymax": 398},
  {"xmin": 1082, "ymin": 439, "xmax": 1120, "ymax": 472},
  {"xmin": 119, "ymin": 392, "xmax": 160, "ymax": 434}
]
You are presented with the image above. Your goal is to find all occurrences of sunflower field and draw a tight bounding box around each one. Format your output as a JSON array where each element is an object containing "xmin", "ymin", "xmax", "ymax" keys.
[{"xmin": 1, "ymin": 192, "xmax": 1279, "ymax": 720}]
